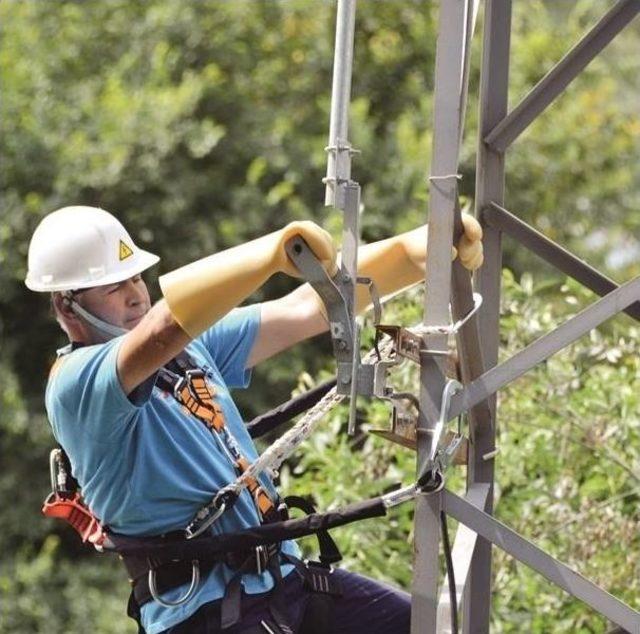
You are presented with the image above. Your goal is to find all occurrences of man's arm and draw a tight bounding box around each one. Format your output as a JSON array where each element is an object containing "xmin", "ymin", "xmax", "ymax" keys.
[
  {"xmin": 117, "ymin": 300, "xmax": 191, "ymax": 395},
  {"xmin": 247, "ymin": 213, "xmax": 484, "ymax": 367},
  {"xmin": 116, "ymin": 221, "xmax": 336, "ymax": 395},
  {"xmin": 247, "ymin": 284, "xmax": 328, "ymax": 368}
]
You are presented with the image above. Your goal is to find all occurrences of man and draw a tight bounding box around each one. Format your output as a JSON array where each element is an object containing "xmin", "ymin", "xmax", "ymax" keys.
[{"xmin": 27, "ymin": 205, "xmax": 483, "ymax": 634}]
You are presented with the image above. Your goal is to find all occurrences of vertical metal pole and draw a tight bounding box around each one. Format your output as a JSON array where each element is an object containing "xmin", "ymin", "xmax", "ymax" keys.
[
  {"xmin": 464, "ymin": 1, "xmax": 512, "ymax": 631},
  {"xmin": 322, "ymin": 0, "xmax": 361, "ymax": 427},
  {"xmin": 413, "ymin": 2, "xmax": 471, "ymax": 631},
  {"xmin": 324, "ymin": 0, "xmax": 357, "ymax": 209}
]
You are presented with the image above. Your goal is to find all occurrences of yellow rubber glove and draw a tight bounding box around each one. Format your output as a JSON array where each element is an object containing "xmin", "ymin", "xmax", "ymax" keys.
[
  {"xmin": 160, "ymin": 221, "xmax": 337, "ymax": 338},
  {"xmin": 353, "ymin": 212, "xmax": 483, "ymax": 314}
]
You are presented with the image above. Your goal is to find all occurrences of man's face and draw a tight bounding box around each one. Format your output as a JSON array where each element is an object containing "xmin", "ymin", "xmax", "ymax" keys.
[{"xmin": 76, "ymin": 274, "xmax": 151, "ymax": 331}]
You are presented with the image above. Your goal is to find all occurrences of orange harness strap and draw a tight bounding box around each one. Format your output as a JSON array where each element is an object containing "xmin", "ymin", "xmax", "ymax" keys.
[
  {"xmin": 177, "ymin": 378, "xmax": 226, "ymax": 432},
  {"xmin": 173, "ymin": 370, "xmax": 279, "ymax": 522}
]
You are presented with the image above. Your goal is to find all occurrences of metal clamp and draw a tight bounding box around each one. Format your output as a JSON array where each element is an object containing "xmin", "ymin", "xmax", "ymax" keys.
[
  {"xmin": 427, "ymin": 173, "xmax": 462, "ymax": 182},
  {"xmin": 324, "ymin": 140, "xmax": 361, "ymax": 157},
  {"xmin": 148, "ymin": 560, "xmax": 200, "ymax": 608},
  {"xmin": 415, "ymin": 293, "xmax": 483, "ymax": 337},
  {"xmin": 285, "ymin": 237, "xmax": 353, "ymax": 366}
]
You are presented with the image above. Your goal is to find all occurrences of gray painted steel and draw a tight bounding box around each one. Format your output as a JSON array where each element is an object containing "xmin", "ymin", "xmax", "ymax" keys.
[
  {"xmin": 484, "ymin": 0, "xmax": 640, "ymax": 152},
  {"xmin": 436, "ymin": 484, "xmax": 490, "ymax": 633},
  {"xmin": 464, "ymin": 1, "xmax": 512, "ymax": 630},
  {"xmin": 484, "ymin": 203, "xmax": 640, "ymax": 322},
  {"xmin": 449, "ymin": 275, "xmax": 640, "ymax": 421},
  {"xmin": 443, "ymin": 490, "xmax": 640, "ymax": 631},
  {"xmin": 413, "ymin": 0, "xmax": 473, "ymax": 630},
  {"xmin": 324, "ymin": 0, "xmax": 357, "ymax": 207}
]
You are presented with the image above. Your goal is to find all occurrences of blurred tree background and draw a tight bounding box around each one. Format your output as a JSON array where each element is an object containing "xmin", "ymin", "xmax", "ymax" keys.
[{"xmin": 0, "ymin": 1, "xmax": 638, "ymax": 632}]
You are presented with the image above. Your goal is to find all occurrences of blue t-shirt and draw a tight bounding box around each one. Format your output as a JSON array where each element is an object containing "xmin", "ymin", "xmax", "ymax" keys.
[{"xmin": 45, "ymin": 305, "xmax": 298, "ymax": 634}]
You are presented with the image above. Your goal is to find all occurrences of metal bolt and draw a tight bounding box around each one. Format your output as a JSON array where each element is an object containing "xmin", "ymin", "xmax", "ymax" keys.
[{"xmin": 337, "ymin": 340, "xmax": 347, "ymax": 350}]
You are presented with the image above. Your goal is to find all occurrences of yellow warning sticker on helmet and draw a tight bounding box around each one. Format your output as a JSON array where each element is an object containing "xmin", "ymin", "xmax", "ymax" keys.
[{"xmin": 119, "ymin": 240, "xmax": 133, "ymax": 261}]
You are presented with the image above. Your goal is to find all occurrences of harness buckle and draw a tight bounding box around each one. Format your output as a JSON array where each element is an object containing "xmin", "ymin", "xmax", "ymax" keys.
[
  {"xmin": 184, "ymin": 368, "xmax": 206, "ymax": 383},
  {"xmin": 255, "ymin": 545, "xmax": 269, "ymax": 575},
  {"xmin": 173, "ymin": 368, "xmax": 206, "ymax": 402}
]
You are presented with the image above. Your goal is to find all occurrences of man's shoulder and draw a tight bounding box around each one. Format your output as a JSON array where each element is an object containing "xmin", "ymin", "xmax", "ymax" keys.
[
  {"xmin": 48, "ymin": 341, "xmax": 114, "ymax": 379},
  {"xmin": 46, "ymin": 339, "xmax": 122, "ymax": 403}
]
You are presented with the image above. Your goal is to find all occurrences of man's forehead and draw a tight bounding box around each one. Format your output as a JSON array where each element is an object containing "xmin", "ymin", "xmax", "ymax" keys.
[{"xmin": 76, "ymin": 274, "xmax": 142, "ymax": 295}]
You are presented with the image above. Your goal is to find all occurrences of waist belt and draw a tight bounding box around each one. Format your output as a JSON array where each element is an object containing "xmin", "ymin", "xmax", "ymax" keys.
[
  {"xmin": 124, "ymin": 541, "xmax": 282, "ymax": 608},
  {"xmin": 117, "ymin": 494, "xmax": 347, "ymax": 609}
]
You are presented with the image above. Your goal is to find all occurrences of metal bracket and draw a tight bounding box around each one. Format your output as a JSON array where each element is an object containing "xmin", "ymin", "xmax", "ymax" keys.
[
  {"xmin": 286, "ymin": 235, "xmax": 384, "ymax": 436},
  {"xmin": 376, "ymin": 324, "xmax": 422, "ymax": 364},
  {"xmin": 285, "ymin": 237, "xmax": 354, "ymax": 385},
  {"xmin": 369, "ymin": 402, "xmax": 419, "ymax": 450},
  {"xmin": 375, "ymin": 324, "xmax": 460, "ymax": 379}
]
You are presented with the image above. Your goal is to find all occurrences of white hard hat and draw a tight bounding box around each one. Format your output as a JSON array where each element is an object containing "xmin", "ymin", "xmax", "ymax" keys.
[{"xmin": 25, "ymin": 206, "xmax": 160, "ymax": 292}]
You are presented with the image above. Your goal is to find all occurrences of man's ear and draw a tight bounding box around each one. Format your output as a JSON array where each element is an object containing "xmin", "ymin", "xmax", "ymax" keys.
[{"xmin": 52, "ymin": 292, "xmax": 77, "ymax": 321}]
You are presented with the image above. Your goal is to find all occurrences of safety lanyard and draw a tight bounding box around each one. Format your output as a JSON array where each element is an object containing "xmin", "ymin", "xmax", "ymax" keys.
[{"xmin": 156, "ymin": 352, "xmax": 279, "ymax": 524}]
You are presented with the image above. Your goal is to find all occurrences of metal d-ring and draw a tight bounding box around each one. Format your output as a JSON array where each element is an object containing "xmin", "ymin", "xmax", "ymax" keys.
[{"xmin": 148, "ymin": 560, "xmax": 200, "ymax": 608}]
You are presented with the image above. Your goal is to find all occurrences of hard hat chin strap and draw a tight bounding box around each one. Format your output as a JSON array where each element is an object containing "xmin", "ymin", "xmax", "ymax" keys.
[{"xmin": 64, "ymin": 294, "xmax": 128, "ymax": 339}]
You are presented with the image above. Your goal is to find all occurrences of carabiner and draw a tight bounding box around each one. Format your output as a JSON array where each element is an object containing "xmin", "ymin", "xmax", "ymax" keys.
[
  {"xmin": 427, "ymin": 379, "xmax": 463, "ymax": 467},
  {"xmin": 184, "ymin": 499, "xmax": 227, "ymax": 540}
]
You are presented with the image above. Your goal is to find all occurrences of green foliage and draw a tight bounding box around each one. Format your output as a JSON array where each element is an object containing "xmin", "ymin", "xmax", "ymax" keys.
[
  {"xmin": 504, "ymin": 1, "xmax": 640, "ymax": 279},
  {"xmin": 0, "ymin": 536, "xmax": 131, "ymax": 633},
  {"xmin": 0, "ymin": 0, "xmax": 638, "ymax": 631}
]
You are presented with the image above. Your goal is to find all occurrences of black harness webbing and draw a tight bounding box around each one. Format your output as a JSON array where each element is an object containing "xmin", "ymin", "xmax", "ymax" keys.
[
  {"xmin": 112, "ymin": 495, "xmax": 387, "ymax": 632},
  {"xmin": 246, "ymin": 379, "xmax": 337, "ymax": 439},
  {"xmin": 111, "ymin": 496, "xmax": 386, "ymax": 562}
]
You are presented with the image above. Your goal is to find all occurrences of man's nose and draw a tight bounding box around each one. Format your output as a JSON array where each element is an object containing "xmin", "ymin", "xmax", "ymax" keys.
[{"xmin": 123, "ymin": 279, "xmax": 144, "ymax": 305}]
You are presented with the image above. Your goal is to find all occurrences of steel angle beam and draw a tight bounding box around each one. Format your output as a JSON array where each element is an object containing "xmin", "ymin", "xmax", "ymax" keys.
[
  {"xmin": 485, "ymin": 0, "xmax": 640, "ymax": 153},
  {"xmin": 443, "ymin": 490, "xmax": 640, "ymax": 632},
  {"xmin": 448, "ymin": 274, "xmax": 640, "ymax": 421},
  {"xmin": 466, "ymin": 0, "xmax": 512, "ymax": 629},
  {"xmin": 484, "ymin": 203, "xmax": 640, "ymax": 322},
  {"xmin": 414, "ymin": 0, "xmax": 473, "ymax": 630},
  {"xmin": 436, "ymin": 484, "xmax": 490, "ymax": 634}
]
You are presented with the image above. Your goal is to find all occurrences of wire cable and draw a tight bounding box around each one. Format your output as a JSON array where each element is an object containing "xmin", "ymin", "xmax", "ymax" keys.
[{"xmin": 440, "ymin": 510, "xmax": 458, "ymax": 634}]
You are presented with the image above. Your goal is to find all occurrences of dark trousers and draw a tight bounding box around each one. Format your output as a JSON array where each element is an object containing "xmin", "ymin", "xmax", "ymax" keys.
[{"xmin": 164, "ymin": 568, "xmax": 411, "ymax": 634}]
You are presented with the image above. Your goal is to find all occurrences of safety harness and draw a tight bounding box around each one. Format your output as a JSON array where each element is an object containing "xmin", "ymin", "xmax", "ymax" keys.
[{"xmin": 43, "ymin": 349, "xmax": 346, "ymax": 633}]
